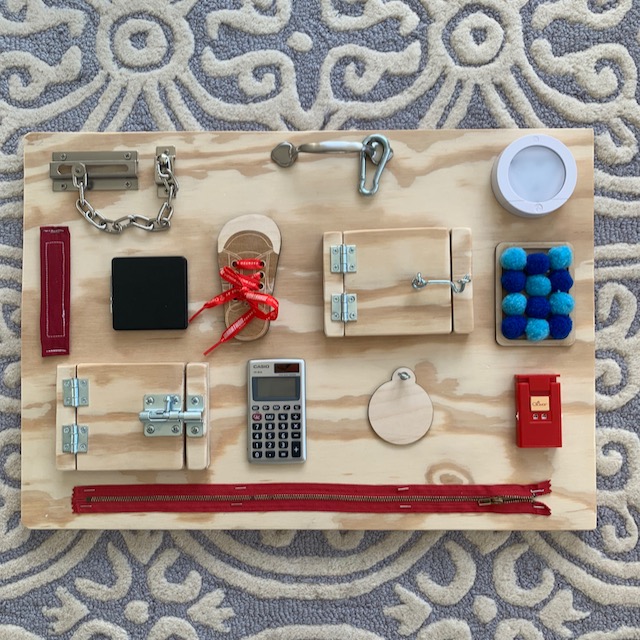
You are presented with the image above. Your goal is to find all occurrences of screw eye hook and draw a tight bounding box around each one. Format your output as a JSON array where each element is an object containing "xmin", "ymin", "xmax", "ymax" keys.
[{"xmin": 411, "ymin": 273, "xmax": 471, "ymax": 293}]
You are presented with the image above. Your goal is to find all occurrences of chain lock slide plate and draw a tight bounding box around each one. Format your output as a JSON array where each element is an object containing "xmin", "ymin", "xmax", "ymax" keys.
[{"xmin": 50, "ymin": 151, "xmax": 138, "ymax": 192}]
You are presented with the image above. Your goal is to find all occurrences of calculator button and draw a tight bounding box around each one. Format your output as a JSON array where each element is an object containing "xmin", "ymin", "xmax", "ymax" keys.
[
  {"xmin": 265, "ymin": 413, "xmax": 275, "ymax": 421},
  {"xmin": 252, "ymin": 432, "xmax": 261, "ymax": 441},
  {"xmin": 294, "ymin": 405, "xmax": 300, "ymax": 410},
  {"xmin": 265, "ymin": 422, "xmax": 275, "ymax": 430},
  {"xmin": 265, "ymin": 441, "xmax": 275, "ymax": 449},
  {"xmin": 252, "ymin": 405, "xmax": 259, "ymax": 411},
  {"xmin": 283, "ymin": 405, "xmax": 291, "ymax": 410},
  {"xmin": 278, "ymin": 422, "xmax": 288, "ymax": 429},
  {"xmin": 291, "ymin": 422, "xmax": 301, "ymax": 430},
  {"xmin": 252, "ymin": 423, "xmax": 262, "ymax": 430},
  {"xmin": 278, "ymin": 413, "xmax": 288, "ymax": 421},
  {"xmin": 291, "ymin": 413, "xmax": 301, "ymax": 421},
  {"xmin": 252, "ymin": 442, "xmax": 262, "ymax": 450},
  {"xmin": 262, "ymin": 405, "xmax": 270, "ymax": 411},
  {"xmin": 273, "ymin": 405, "xmax": 281, "ymax": 411},
  {"xmin": 292, "ymin": 443, "xmax": 302, "ymax": 458},
  {"xmin": 265, "ymin": 432, "xmax": 275, "ymax": 440},
  {"xmin": 291, "ymin": 432, "xmax": 301, "ymax": 439},
  {"xmin": 279, "ymin": 451, "xmax": 289, "ymax": 458},
  {"xmin": 278, "ymin": 432, "xmax": 288, "ymax": 440},
  {"xmin": 252, "ymin": 451, "xmax": 263, "ymax": 459},
  {"xmin": 279, "ymin": 441, "xmax": 288, "ymax": 449},
  {"xmin": 266, "ymin": 451, "xmax": 276, "ymax": 458},
  {"xmin": 252, "ymin": 412, "xmax": 262, "ymax": 421}
]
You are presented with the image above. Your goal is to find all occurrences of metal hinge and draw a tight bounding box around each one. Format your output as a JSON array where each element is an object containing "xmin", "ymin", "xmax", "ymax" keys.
[
  {"xmin": 330, "ymin": 244, "xmax": 357, "ymax": 273},
  {"xmin": 50, "ymin": 151, "xmax": 139, "ymax": 192},
  {"xmin": 139, "ymin": 394, "xmax": 204, "ymax": 438},
  {"xmin": 62, "ymin": 378, "xmax": 89, "ymax": 408},
  {"xmin": 331, "ymin": 293, "xmax": 358, "ymax": 322},
  {"xmin": 62, "ymin": 424, "xmax": 89, "ymax": 454}
]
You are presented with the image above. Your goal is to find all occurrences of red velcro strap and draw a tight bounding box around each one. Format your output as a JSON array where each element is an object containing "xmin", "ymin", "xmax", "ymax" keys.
[{"xmin": 40, "ymin": 226, "xmax": 70, "ymax": 357}]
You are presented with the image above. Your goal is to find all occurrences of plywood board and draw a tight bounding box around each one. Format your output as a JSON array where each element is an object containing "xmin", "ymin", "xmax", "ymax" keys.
[{"xmin": 21, "ymin": 129, "xmax": 596, "ymax": 530}]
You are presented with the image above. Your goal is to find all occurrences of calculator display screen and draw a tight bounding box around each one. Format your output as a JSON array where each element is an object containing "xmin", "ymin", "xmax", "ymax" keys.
[{"xmin": 253, "ymin": 376, "xmax": 300, "ymax": 401}]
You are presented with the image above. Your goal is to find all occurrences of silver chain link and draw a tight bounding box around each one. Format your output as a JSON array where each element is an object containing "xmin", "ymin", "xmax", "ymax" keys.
[{"xmin": 71, "ymin": 153, "xmax": 179, "ymax": 234}]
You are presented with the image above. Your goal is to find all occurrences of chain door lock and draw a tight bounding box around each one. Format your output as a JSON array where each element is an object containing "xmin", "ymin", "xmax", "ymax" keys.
[{"xmin": 50, "ymin": 146, "xmax": 178, "ymax": 234}]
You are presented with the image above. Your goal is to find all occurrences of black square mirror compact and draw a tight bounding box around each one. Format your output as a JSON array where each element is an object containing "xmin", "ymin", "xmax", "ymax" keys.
[{"xmin": 111, "ymin": 256, "xmax": 188, "ymax": 330}]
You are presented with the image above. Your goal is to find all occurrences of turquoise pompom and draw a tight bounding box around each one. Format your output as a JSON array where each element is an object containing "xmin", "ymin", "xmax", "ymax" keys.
[
  {"xmin": 525, "ymin": 318, "xmax": 550, "ymax": 342},
  {"xmin": 548, "ymin": 245, "xmax": 573, "ymax": 270},
  {"xmin": 500, "ymin": 247, "xmax": 527, "ymax": 270},
  {"xmin": 525, "ymin": 275, "xmax": 552, "ymax": 296},
  {"xmin": 549, "ymin": 292, "xmax": 575, "ymax": 315},
  {"xmin": 502, "ymin": 293, "xmax": 527, "ymax": 316}
]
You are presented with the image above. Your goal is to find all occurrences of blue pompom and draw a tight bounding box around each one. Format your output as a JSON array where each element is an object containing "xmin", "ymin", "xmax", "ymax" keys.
[
  {"xmin": 525, "ymin": 318, "xmax": 550, "ymax": 342},
  {"xmin": 502, "ymin": 293, "xmax": 527, "ymax": 316},
  {"xmin": 501, "ymin": 270, "xmax": 526, "ymax": 293},
  {"xmin": 548, "ymin": 245, "xmax": 573, "ymax": 270},
  {"xmin": 501, "ymin": 315, "xmax": 527, "ymax": 339},
  {"xmin": 500, "ymin": 247, "xmax": 527, "ymax": 270},
  {"xmin": 549, "ymin": 292, "xmax": 575, "ymax": 315},
  {"xmin": 525, "ymin": 296, "xmax": 551, "ymax": 319},
  {"xmin": 525, "ymin": 275, "xmax": 552, "ymax": 297},
  {"xmin": 549, "ymin": 269, "xmax": 573, "ymax": 292},
  {"xmin": 525, "ymin": 253, "xmax": 550, "ymax": 275},
  {"xmin": 549, "ymin": 314, "xmax": 573, "ymax": 339}
]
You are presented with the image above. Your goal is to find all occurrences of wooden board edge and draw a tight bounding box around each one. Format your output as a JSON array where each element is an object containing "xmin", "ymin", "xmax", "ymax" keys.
[
  {"xmin": 451, "ymin": 227, "xmax": 474, "ymax": 334},
  {"xmin": 186, "ymin": 362, "xmax": 210, "ymax": 470}
]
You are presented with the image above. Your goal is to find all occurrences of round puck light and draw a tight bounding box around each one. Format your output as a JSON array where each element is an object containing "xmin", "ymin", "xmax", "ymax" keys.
[{"xmin": 491, "ymin": 134, "xmax": 577, "ymax": 218}]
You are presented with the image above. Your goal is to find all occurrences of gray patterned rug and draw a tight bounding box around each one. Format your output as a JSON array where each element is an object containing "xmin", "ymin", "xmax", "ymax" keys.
[{"xmin": 1, "ymin": 1, "xmax": 639, "ymax": 638}]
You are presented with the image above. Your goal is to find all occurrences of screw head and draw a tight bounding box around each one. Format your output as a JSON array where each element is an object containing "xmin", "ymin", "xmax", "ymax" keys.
[
  {"xmin": 146, "ymin": 396, "xmax": 155, "ymax": 405},
  {"xmin": 63, "ymin": 426, "xmax": 70, "ymax": 434},
  {"xmin": 191, "ymin": 397, "xmax": 199, "ymax": 406},
  {"xmin": 146, "ymin": 425, "xmax": 155, "ymax": 434},
  {"xmin": 124, "ymin": 152, "xmax": 131, "ymax": 160},
  {"xmin": 171, "ymin": 425, "xmax": 180, "ymax": 434},
  {"xmin": 190, "ymin": 426, "xmax": 199, "ymax": 435},
  {"xmin": 124, "ymin": 181, "xmax": 132, "ymax": 189},
  {"xmin": 59, "ymin": 153, "xmax": 67, "ymax": 160}
]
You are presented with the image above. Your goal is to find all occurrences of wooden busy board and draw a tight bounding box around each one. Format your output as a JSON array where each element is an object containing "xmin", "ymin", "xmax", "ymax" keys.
[{"xmin": 21, "ymin": 129, "xmax": 595, "ymax": 530}]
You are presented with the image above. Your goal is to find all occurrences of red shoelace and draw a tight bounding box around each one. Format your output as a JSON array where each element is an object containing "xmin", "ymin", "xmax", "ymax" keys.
[{"xmin": 190, "ymin": 259, "xmax": 279, "ymax": 354}]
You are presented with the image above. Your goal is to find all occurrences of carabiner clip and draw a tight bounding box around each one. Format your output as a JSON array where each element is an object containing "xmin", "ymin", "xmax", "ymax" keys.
[{"xmin": 359, "ymin": 134, "xmax": 393, "ymax": 197}]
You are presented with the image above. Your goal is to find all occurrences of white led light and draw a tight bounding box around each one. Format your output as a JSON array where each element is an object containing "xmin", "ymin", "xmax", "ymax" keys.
[{"xmin": 491, "ymin": 134, "xmax": 577, "ymax": 218}]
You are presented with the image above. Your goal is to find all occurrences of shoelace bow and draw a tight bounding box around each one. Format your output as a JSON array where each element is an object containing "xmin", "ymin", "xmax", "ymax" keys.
[{"xmin": 190, "ymin": 258, "xmax": 279, "ymax": 354}]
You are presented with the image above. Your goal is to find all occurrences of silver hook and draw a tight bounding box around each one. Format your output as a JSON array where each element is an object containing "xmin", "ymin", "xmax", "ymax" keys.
[
  {"xmin": 359, "ymin": 134, "xmax": 393, "ymax": 196},
  {"xmin": 411, "ymin": 273, "xmax": 471, "ymax": 294},
  {"xmin": 397, "ymin": 371, "xmax": 411, "ymax": 380},
  {"xmin": 270, "ymin": 134, "xmax": 393, "ymax": 196}
]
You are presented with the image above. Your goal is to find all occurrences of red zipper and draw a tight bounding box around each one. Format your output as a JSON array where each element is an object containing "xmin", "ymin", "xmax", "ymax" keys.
[{"xmin": 72, "ymin": 480, "xmax": 551, "ymax": 516}]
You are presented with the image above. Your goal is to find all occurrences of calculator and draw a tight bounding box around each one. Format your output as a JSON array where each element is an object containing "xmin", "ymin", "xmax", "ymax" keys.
[{"xmin": 247, "ymin": 359, "xmax": 306, "ymax": 464}]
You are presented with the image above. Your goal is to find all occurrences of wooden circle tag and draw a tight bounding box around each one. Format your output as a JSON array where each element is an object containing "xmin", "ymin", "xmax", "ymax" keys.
[{"xmin": 368, "ymin": 367, "xmax": 434, "ymax": 445}]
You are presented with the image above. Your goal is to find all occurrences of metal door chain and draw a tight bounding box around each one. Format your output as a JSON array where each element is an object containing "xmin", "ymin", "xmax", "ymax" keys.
[{"xmin": 72, "ymin": 152, "xmax": 179, "ymax": 234}]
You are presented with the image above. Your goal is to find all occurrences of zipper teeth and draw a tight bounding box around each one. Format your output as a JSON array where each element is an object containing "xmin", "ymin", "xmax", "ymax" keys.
[{"xmin": 87, "ymin": 493, "xmax": 532, "ymax": 505}]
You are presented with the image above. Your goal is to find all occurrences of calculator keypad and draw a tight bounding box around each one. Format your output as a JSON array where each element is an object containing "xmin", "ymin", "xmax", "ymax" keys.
[{"xmin": 249, "ymin": 406, "xmax": 305, "ymax": 463}]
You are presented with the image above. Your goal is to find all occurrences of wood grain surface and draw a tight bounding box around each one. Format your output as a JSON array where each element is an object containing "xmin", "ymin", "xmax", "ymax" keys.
[{"xmin": 21, "ymin": 129, "xmax": 595, "ymax": 530}]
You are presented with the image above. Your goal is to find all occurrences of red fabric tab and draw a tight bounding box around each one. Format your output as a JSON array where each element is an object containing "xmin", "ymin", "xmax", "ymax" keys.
[{"xmin": 40, "ymin": 226, "xmax": 70, "ymax": 357}]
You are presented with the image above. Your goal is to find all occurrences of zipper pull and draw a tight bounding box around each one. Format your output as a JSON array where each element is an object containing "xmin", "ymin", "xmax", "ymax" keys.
[{"xmin": 478, "ymin": 496, "xmax": 505, "ymax": 506}]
